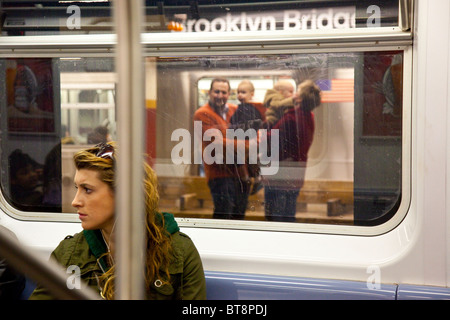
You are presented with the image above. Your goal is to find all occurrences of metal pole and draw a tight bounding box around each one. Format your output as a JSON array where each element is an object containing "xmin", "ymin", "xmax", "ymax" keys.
[
  {"xmin": 113, "ymin": 0, "xmax": 146, "ymax": 300},
  {"xmin": 0, "ymin": 226, "xmax": 100, "ymax": 300},
  {"xmin": 399, "ymin": 0, "xmax": 413, "ymax": 31}
]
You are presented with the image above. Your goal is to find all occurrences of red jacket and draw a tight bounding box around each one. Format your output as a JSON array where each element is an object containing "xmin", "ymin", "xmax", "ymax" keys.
[
  {"xmin": 193, "ymin": 102, "xmax": 240, "ymax": 181},
  {"xmin": 269, "ymin": 106, "xmax": 315, "ymax": 164}
]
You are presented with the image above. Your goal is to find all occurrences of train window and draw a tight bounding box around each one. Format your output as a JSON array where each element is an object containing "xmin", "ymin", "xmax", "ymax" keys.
[
  {"xmin": 0, "ymin": 57, "xmax": 115, "ymax": 213},
  {"xmin": 152, "ymin": 51, "xmax": 405, "ymax": 228},
  {"xmin": 0, "ymin": 1, "xmax": 410, "ymax": 234},
  {"xmin": 0, "ymin": 50, "xmax": 407, "ymax": 230}
]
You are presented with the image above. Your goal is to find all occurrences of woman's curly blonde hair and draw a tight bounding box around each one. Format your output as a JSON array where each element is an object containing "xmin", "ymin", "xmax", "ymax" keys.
[{"xmin": 73, "ymin": 142, "xmax": 172, "ymax": 299}]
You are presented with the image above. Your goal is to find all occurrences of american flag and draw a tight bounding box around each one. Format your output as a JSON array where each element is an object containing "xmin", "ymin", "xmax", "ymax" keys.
[{"xmin": 316, "ymin": 79, "xmax": 354, "ymax": 103}]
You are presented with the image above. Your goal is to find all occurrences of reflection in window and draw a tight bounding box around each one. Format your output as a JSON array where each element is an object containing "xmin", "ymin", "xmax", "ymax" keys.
[
  {"xmin": 0, "ymin": 52, "xmax": 404, "ymax": 228},
  {"xmin": 153, "ymin": 52, "xmax": 403, "ymax": 226},
  {"xmin": 0, "ymin": 57, "xmax": 116, "ymax": 213}
]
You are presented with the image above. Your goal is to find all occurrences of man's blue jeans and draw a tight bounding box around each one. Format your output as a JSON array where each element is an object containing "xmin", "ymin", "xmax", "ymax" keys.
[{"xmin": 208, "ymin": 177, "xmax": 250, "ymax": 220}]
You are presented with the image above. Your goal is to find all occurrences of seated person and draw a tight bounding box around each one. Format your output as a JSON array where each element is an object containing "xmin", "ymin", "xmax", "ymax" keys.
[
  {"xmin": 8, "ymin": 149, "xmax": 43, "ymax": 211},
  {"xmin": 30, "ymin": 142, "xmax": 206, "ymax": 300}
]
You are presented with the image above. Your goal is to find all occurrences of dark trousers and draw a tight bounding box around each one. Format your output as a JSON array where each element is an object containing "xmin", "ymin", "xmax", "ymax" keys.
[
  {"xmin": 208, "ymin": 177, "xmax": 250, "ymax": 220},
  {"xmin": 264, "ymin": 186, "xmax": 300, "ymax": 222}
]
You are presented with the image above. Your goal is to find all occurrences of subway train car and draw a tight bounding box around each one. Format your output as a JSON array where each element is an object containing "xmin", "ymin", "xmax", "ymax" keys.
[{"xmin": 0, "ymin": 0, "xmax": 449, "ymax": 300}]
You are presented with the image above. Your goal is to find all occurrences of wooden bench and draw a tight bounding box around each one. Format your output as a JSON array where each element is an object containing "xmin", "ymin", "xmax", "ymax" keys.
[{"xmin": 157, "ymin": 176, "xmax": 353, "ymax": 218}]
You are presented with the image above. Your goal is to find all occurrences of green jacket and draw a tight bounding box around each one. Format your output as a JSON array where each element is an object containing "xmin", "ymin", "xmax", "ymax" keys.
[{"xmin": 29, "ymin": 213, "xmax": 206, "ymax": 300}]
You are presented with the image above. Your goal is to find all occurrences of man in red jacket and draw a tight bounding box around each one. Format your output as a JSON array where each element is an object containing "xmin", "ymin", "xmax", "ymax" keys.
[{"xmin": 193, "ymin": 78, "xmax": 250, "ymax": 219}]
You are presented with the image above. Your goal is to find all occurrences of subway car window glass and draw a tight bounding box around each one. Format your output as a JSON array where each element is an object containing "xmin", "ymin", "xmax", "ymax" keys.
[
  {"xmin": 152, "ymin": 51, "xmax": 404, "ymax": 227},
  {"xmin": 0, "ymin": 1, "xmax": 399, "ymax": 36},
  {"xmin": 0, "ymin": 51, "xmax": 404, "ymax": 228},
  {"xmin": 0, "ymin": 57, "xmax": 116, "ymax": 213}
]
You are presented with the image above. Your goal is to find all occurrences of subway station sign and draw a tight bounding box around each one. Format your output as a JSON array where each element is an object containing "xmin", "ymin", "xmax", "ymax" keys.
[
  {"xmin": 0, "ymin": 1, "xmax": 399, "ymax": 35},
  {"xmin": 181, "ymin": 7, "xmax": 357, "ymax": 33}
]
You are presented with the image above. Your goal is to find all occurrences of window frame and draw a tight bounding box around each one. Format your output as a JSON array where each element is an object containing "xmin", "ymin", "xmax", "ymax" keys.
[
  {"xmin": 156, "ymin": 45, "xmax": 412, "ymax": 237},
  {"xmin": 0, "ymin": 27, "xmax": 413, "ymax": 236}
]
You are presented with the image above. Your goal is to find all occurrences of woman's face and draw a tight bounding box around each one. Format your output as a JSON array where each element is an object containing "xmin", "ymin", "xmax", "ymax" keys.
[{"xmin": 72, "ymin": 168, "xmax": 115, "ymax": 233}]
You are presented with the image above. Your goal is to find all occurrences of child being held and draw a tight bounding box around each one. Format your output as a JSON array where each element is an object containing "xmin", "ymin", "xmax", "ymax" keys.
[
  {"xmin": 263, "ymin": 80, "xmax": 295, "ymax": 128},
  {"xmin": 230, "ymin": 80, "xmax": 265, "ymax": 129},
  {"xmin": 229, "ymin": 80, "xmax": 265, "ymax": 195}
]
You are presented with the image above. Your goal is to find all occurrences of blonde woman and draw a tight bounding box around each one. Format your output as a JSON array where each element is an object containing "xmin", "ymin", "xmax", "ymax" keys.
[{"xmin": 30, "ymin": 142, "xmax": 206, "ymax": 300}]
